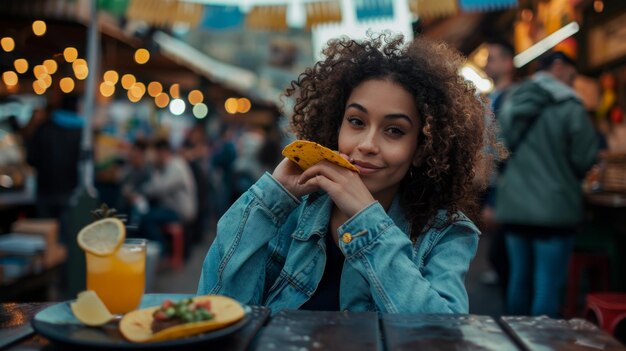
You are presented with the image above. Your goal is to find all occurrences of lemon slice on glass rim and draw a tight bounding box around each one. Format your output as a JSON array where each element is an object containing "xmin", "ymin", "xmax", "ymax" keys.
[{"xmin": 77, "ymin": 218, "xmax": 126, "ymax": 256}]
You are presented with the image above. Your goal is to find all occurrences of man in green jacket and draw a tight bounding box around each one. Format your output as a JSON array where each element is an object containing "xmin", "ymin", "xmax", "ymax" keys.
[{"xmin": 495, "ymin": 51, "xmax": 598, "ymax": 317}]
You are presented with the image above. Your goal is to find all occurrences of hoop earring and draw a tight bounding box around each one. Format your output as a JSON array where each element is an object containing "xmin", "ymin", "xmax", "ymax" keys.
[{"xmin": 409, "ymin": 167, "xmax": 415, "ymax": 179}]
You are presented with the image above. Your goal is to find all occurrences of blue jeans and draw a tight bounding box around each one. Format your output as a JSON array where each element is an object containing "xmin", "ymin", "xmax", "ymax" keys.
[
  {"xmin": 137, "ymin": 206, "xmax": 180, "ymax": 249},
  {"xmin": 505, "ymin": 232, "xmax": 574, "ymax": 317}
]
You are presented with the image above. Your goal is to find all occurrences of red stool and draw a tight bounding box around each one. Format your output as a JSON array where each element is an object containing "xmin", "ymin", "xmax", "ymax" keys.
[
  {"xmin": 161, "ymin": 223, "xmax": 185, "ymax": 270},
  {"xmin": 584, "ymin": 292, "xmax": 626, "ymax": 336},
  {"xmin": 563, "ymin": 252, "xmax": 610, "ymax": 318}
]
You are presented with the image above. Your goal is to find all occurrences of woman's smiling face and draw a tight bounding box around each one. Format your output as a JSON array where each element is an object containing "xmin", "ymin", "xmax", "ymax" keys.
[{"xmin": 338, "ymin": 79, "xmax": 421, "ymax": 204}]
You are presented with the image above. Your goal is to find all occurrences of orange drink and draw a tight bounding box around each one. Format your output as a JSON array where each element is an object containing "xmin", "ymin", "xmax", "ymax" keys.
[{"xmin": 86, "ymin": 238, "xmax": 146, "ymax": 314}]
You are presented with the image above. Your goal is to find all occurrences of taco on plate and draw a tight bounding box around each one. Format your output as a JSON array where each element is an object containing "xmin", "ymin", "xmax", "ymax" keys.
[{"xmin": 119, "ymin": 295, "xmax": 245, "ymax": 343}]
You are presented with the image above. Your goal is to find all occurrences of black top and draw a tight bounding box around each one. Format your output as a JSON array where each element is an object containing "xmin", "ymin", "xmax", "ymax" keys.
[{"xmin": 300, "ymin": 234, "xmax": 344, "ymax": 311}]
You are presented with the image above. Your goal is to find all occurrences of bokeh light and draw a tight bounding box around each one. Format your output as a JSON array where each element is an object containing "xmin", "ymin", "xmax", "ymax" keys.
[
  {"xmin": 64, "ymin": 47, "xmax": 78, "ymax": 62},
  {"xmin": 13, "ymin": 59, "xmax": 28, "ymax": 74},
  {"xmin": 121, "ymin": 74, "xmax": 136, "ymax": 89},
  {"xmin": 148, "ymin": 81, "xmax": 163, "ymax": 97},
  {"xmin": 237, "ymin": 98, "xmax": 252, "ymax": 113},
  {"xmin": 169, "ymin": 98, "xmax": 186, "ymax": 115},
  {"xmin": 59, "ymin": 77, "xmax": 75, "ymax": 93},
  {"xmin": 188, "ymin": 90, "xmax": 204, "ymax": 105},
  {"xmin": 1, "ymin": 37, "xmax": 15, "ymax": 52},
  {"xmin": 127, "ymin": 90, "xmax": 141, "ymax": 103},
  {"xmin": 103, "ymin": 70, "xmax": 119, "ymax": 84},
  {"xmin": 100, "ymin": 81, "xmax": 115, "ymax": 97},
  {"xmin": 33, "ymin": 65, "xmax": 48, "ymax": 78},
  {"xmin": 32, "ymin": 20, "xmax": 46, "ymax": 36},
  {"xmin": 72, "ymin": 59, "xmax": 88, "ymax": 80},
  {"xmin": 193, "ymin": 103, "xmax": 208, "ymax": 119},
  {"xmin": 39, "ymin": 74, "xmax": 52, "ymax": 88},
  {"xmin": 594, "ymin": 0, "xmax": 604, "ymax": 12},
  {"xmin": 155, "ymin": 93, "xmax": 170, "ymax": 108},
  {"xmin": 224, "ymin": 98, "xmax": 238, "ymax": 114},
  {"xmin": 129, "ymin": 82, "xmax": 146, "ymax": 99},
  {"xmin": 169, "ymin": 83, "xmax": 180, "ymax": 99},
  {"xmin": 2, "ymin": 71, "xmax": 18, "ymax": 86},
  {"xmin": 43, "ymin": 59, "xmax": 58, "ymax": 75},
  {"xmin": 134, "ymin": 48, "xmax": 150, "ymax": 64},
  {"xmin": 33, "ymin": 80, "xmax": 46, "ymax": 95}
]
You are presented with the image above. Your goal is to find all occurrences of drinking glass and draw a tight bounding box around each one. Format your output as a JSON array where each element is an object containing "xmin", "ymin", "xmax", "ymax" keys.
[{"xmin": 85, "ymin": 238, "xmax": 147, "ymax": 314}]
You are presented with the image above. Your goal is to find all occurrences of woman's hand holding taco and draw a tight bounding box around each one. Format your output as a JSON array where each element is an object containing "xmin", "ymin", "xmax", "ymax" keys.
[
  {"xmin": 298, "ymin": 160, "xmax": 375, "ymax": 218},
  {"xmin": 272, "ymin": 156, "xmax": 313, "ymax": 198}
]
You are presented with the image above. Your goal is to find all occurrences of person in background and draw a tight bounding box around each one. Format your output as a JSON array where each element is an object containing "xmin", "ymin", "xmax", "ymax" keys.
[
  {"xmin": 485, "ymin": 39, "xmax": 517, "ymax": 117},
  {"xmin": 25, "ymin": 93, "xmax": 82, "ymax": 244},
  {"xmin": 198, "ymin": 34, "xmax": 503, "ymax": 313},
  {"xmin": 479, "ymin": 39, "xmax": 517, "ymax": 296},
  {"xmin": 118, "ymin": 138, "xmax": 152, "ymax": 227},
  {"xmin": 135, "ymin": 138, "xmax": 196, "ymax": 250},
  {"xmin": 181, "ymin": 138, "xmax": 209, "ymax": 248},
  {"xmin": 211, "ymin": 125, "xmax": 237, "ymax": 216},
  {"xmin": 496, "ymin": 51, "xmax": 599, "ymax": 317},
  {"xmin": 233, "ymin": 126, "xmax": 266, "ymax": 199},
  {"xmin": 257, "ymin": 130, "xmax": 283, "ymax": 174}
]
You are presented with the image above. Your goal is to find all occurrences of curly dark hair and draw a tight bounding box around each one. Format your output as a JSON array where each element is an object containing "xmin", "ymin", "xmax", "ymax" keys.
[{"xmin": 284, "ymin": 33, "xmax": 501, "ymax": 240}]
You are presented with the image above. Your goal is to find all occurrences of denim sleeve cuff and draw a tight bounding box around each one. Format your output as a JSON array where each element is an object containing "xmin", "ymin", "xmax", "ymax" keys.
[
  {"xmin": 337, "ymin": 201, "xmax": 399, "ymax": 257},
  {"xmin": 249, "ymin": 172, "xmax": 301, "ymax": 222}
]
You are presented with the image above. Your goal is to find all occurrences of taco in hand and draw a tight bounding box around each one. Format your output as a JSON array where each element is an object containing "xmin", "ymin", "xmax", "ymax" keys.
[
  {"xmin": 119, "ymin": 295, "xmax": 245, "ymax": 343},
  {"xmin": 282, "ymin": 140, "xmax": 360, "ymax": 173}
]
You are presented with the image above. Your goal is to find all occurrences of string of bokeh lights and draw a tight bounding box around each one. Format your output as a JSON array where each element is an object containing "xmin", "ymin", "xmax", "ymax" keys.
[{"xmin": 1, "ymin": 20, "xmax": 252, "ymax": 119}]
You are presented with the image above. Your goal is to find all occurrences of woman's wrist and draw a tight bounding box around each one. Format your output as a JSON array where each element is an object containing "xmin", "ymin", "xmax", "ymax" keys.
[{"xmin": 264, "ymin": 173, "xmax": 302, "ymax": 203}]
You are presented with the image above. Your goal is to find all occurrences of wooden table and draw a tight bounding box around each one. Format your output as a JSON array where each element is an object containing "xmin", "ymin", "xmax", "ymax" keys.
[{"xmin": 2, "ymin": 302, "xmax": 625, "ymax": 351}]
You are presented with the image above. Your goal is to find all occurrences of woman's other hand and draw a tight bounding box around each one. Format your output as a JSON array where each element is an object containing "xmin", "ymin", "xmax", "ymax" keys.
[
  {"xmin": 272, "ymin": 157, "xmax": 318, "ymax": 198},
  {"xmin": 298, "ymin": 159, "xmax": 375, "ymax": 218}
]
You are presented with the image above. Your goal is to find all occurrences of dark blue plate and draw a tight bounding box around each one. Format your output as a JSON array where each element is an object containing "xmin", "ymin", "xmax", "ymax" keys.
[{"xmin": 31, "ymin": 294, "xmax": 250, "ymax": 349}]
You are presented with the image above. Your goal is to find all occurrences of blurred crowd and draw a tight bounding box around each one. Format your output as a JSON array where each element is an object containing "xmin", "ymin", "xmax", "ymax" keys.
[{"xmin": 18, "ymin": 90, "xmax": 284, "ymax": 265}]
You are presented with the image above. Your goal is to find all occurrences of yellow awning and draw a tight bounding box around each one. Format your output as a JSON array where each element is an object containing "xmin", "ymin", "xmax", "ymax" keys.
[
  {"xmin": 246, "ymin": 5, "xmax": 288, "ymax": 31},
  {"xmin": 306, "ymin": 1, "xmax": 342, "ymax": 29},
  {"xmin": 126, "ymin": 0, "xmax": 204, "ymax": 27},
  {"xmin": 410, "ymin": 0, "xmax": 459, "ymax": 20},
  {"xmin": 246, "ymin": 1, "xmax": 342, "ymax": 31}
]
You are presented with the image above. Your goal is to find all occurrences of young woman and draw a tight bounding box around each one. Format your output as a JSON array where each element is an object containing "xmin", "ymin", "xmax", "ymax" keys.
[{"xmin": 198, "ymin": 34, "xmax": 500, "ymax": 313}]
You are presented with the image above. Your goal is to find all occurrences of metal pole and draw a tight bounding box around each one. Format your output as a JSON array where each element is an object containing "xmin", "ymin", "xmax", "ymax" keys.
[
  {"xmin": 80, "ymin": 0, "xmax": 99, "ymax": 196},
  {"xmin": 66, "ymin": 0, "xmax": 100, "ymax": 298}
]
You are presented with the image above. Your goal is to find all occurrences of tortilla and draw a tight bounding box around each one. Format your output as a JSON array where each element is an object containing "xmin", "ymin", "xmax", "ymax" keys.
[
  {"xmin": 119, "ymin": 295, "xmax": 245, "ymax": 343},
  {"xmin": 282, "ymin": 140, "xmax": 359, "ymax": 173}
]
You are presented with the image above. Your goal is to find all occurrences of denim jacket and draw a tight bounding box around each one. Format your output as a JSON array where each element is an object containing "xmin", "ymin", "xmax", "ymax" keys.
[{"xmin": 198, "ymin": 173, "xmax": 480, "ymax": 313}]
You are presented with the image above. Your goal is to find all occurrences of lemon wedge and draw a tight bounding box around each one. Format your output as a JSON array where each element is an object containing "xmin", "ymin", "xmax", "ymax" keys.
[
  {"xmin": 71, "ymin": 290, "xmax": 115, "ymax": 326},
  {"xmin": 77, "ymin": 218, "xmax": 125, "ymax": 256}
]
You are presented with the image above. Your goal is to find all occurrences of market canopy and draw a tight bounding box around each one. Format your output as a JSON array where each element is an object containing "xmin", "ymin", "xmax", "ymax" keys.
[
  {"xmin": 0, "ymin": 0, "xmax": 523, "ymax": 108},
  {"xmin": 98, "ymin": 0, "xmax": 519, "ymax": 30}
]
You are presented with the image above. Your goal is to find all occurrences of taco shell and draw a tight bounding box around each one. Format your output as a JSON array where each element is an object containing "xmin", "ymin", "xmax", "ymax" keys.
[
  {"xmin": 282, "ymin": 140, "xmax": 359, "ymax": 173},
  {"xmin": 119, "ymin": 295, "xmax": 245, "ymax": 343}
]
